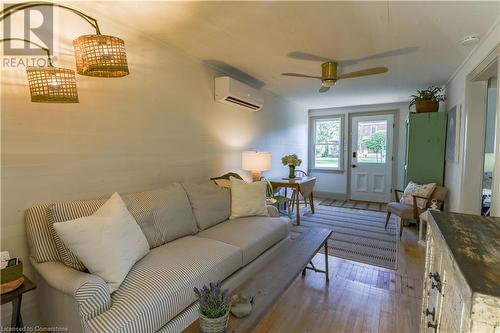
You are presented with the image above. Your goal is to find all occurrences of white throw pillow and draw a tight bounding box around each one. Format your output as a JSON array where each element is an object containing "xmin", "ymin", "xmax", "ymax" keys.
[
  {"xmin": 400, "ymin": 181, "xmax": 436, "ymax": 209},
  {"xmin": 53, "ymin": 192, "xmax": 149, "ymax": 293},
  {"xmin": 229, "ymin": 177, "xmax": 268, "ymax": 219}
]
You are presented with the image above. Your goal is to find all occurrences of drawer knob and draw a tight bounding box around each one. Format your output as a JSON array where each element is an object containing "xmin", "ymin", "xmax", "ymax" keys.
[{"xmin": 425, "ymin": 307, "xmax": 436, "ymax": 321}]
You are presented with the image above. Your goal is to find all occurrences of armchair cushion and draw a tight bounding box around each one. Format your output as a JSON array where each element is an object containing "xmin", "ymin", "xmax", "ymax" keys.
[
  {"xmin": 400, "ymin": 181, "xmax": 436, "ymax": 209},
  {"xmin": 387, "ymin": 202, "xmax": 415, "ymax": 219}
]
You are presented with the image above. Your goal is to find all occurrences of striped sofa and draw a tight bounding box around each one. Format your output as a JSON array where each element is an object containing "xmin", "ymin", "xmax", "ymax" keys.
[{"xmin": 25, "ymin": 181, "xmax": 291, "ymax": 333}]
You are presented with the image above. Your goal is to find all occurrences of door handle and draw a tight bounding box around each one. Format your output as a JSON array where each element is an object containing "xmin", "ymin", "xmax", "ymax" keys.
[{"xmin": 352, "ymin": 165, "xmax": 357, "ymax": 168}]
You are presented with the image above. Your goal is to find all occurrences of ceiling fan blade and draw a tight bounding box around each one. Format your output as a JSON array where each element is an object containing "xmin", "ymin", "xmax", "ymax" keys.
[
  {"xmin": 287, "ymin": 51, "xmax": 332, "ymax": 62},
  {"xmin": 339, "ymin": 47, "xmax": 418, "ymax": 66},
  {"xmin": 282, "ymin": 72, "xmax": 322, "ymax": 79},
  {"xmin": 319, "ymin": 85, "xmax": 330, "ymax": 93},
  {"xmin": 337, "ymin": 67, "xmax": 388, "ymax": 80}
]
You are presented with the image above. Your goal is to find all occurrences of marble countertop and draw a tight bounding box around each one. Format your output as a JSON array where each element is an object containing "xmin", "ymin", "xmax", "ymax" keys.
[{"xmin": 430, "ymin": 211, "xmax": 500, "ymax": 298}]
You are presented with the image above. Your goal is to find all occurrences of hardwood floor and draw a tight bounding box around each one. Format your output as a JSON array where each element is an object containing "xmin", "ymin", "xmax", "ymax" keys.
[{"xmin": 252, "ymin": 219, "xmax": 425, "ymax": 333}]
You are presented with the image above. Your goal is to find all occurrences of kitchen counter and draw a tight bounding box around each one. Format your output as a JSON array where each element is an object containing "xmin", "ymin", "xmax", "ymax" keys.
[{"xmin": 430, "ymin": 211, "xmax": 500, "ymax": 297}]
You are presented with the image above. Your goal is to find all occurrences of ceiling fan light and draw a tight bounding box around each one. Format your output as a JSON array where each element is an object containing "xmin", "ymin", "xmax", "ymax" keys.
[
  {"xmin": 73, "ymin": 34, "xmax": 129, "ymax": 78},
  {"xmin": 26, "ymin": 66, "xmax": 79, "ymax": 103},
  {"xmin": 322, "ymin": 79, "xmax": 336, "ymax": 87}
]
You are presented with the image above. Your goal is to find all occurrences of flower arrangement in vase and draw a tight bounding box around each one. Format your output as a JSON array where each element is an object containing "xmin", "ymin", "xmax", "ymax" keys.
[
  {"xmin": 194, "ymin": 281, "xmax": 230, "ymax": 333},
  {"xmin": 281, "ymin": 154, "xmax": 302, "ymax": 179}
]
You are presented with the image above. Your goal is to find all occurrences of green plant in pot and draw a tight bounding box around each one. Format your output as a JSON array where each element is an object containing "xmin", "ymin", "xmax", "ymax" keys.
[
  {"xmin": 281, "ymin": 154, "xmax": 302, "ymax": 179},
  {"xmin": 194, "ymin": 281, "xmax": 230, "ymax": 333},
  {"xmin": 409, "ymin": 86, "xmax": 446, "ymax": 113}
]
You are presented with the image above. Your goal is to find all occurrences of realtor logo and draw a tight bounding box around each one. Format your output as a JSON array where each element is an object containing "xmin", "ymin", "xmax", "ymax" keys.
[{"xmin": 3, "ymin": 3, "xmax": 53, "ymax": 56}]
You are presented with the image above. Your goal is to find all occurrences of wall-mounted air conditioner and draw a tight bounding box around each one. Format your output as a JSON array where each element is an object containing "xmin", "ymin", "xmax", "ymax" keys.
[{"xmin": 215, "ymin": 76, "xmax": 264, "ymax": 111}]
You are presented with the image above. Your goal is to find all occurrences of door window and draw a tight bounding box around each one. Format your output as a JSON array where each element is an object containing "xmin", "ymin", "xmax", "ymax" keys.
[{"xmin": 356, "ymin": 120, "xmax": 388, "ymax": 163}]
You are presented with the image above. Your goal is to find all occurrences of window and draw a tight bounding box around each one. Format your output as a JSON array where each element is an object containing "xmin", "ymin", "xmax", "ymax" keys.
[{"xmin": 310, "ymin": 116, "xmax": 343, "ymax": 170}]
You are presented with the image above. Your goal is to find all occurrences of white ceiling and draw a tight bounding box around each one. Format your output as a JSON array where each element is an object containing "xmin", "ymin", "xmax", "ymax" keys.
[{"xmin": 75, "ymin": 1, "xmax": 499, "ymax": 108}]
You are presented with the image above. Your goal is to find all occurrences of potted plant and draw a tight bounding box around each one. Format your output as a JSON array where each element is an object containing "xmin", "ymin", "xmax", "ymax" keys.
[
  {"xmin": 281, "ymin": 154, "xmax": 302, "ymax": 179},
  {"xmin": 194, "ymin": 281, "xmax": 230, "ymax": 333},
  {"xmin": 409, "ymin": 86, "xmax": 446, "ymax": 113}
]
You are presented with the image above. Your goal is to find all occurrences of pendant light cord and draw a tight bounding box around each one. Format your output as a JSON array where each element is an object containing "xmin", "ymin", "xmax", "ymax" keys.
[
  {"xmin": 0, "ymin": 1, "xmax": 101, "ymax": 34},
  {"xmin": 0, "ymin": 37, "xmax": 54, "ymax": 66}
]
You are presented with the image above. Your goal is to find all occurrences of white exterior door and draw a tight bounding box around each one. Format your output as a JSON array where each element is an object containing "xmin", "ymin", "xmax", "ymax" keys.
[{"xmin": 350, "ymin": 114, "xmax": 394, "ymax": 203}]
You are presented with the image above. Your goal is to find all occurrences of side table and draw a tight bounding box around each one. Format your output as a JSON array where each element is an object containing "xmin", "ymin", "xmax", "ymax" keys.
[{"xmin": 1, "ymin": 275, "xmax": 36, "ymax": 328}]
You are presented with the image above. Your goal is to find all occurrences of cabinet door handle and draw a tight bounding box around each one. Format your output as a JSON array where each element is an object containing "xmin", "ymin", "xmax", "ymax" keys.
[
  {"xmin": 431, "ymin": 280, "xmax": 442, "ymax": 293},
  {"xmin": 429, "ymin": 272, "xmax": 442, "ymax": 293},
  {"xmin": 425, "ymin": 307, "xmax": 436, "ymax": 322},
  {"xmin": 429, "ymin": 272, "xmax": 440, "ymax": 282},
  {"xmin": 427, "ymin": 321, "xmax": 438, "ymax": 332}
]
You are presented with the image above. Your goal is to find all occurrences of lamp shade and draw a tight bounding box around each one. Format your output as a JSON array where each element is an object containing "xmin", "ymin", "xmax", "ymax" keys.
[
  {"xmin": 242, "ymin": 151, "xmax": 271, "ymax": 172},
  {"xmin": 26, "ymin": 66, "xmax": 78, "ymax": 103},
  {"xmin": 73, "ymin": 34, "xmax": 129, "ymax": 77}
]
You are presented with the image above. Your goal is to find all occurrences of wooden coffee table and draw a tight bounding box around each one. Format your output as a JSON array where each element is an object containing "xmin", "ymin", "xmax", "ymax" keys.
[{"xmin": 183, "ymin": 227, "xmax": 332, "ymax": 333}]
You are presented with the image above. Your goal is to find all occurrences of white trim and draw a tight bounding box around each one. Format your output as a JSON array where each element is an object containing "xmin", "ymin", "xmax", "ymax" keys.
[{"xmin": 446, "ymin": 18, "xmax": 500, "ymax": 86}]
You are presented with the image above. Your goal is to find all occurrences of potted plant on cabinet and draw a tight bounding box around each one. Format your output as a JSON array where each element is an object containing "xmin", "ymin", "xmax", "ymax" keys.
[
  {"xmin": 409, "ymin": 86, "xmax": 446, "ymax": 113},
  {"xmin": 194, "ymin": 281, "xmax": 230, "ymax": 333},
  {"xmin": 281, "ymin": 154, "xmax": 302, "ymax": 179}
]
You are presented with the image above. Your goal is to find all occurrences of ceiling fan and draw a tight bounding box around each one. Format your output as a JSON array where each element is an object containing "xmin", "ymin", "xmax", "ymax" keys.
[{"xmin": 282, "ymin": 61, "xmax": 388, "ymax": 93}]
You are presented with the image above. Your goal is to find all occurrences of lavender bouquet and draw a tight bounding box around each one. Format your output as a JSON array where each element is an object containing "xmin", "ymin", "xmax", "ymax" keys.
[{"xmin": 194, "ymin": 281, "xmax": 230, "ymax": 319}]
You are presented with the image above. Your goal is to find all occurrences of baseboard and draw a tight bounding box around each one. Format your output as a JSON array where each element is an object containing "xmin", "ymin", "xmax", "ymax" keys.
[{"xmin": 314, "ymin": 191, "xmax": 347, "ymax": 200}]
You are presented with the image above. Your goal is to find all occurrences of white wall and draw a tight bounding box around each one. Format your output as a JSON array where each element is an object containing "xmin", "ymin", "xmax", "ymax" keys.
[
  {"xmin": 445, "ymin": 20, "xmax": 500, "ymax": 214},
  {"xmin": 0, "ymin": 36, "xmax": 307, "ymax": 325},
  {"xmin": 308, "ymin": 102, "xmax": 410, "ymax": 199}
]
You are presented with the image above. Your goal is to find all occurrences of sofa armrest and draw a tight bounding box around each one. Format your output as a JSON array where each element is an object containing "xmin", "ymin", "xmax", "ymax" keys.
[
  {"xmin": 267, "ymin": 205, "xmax": 279, "ymax": 217},
  {"xmin": 31, "ymin": 258, "xmax": 112, "ymax": 320}
]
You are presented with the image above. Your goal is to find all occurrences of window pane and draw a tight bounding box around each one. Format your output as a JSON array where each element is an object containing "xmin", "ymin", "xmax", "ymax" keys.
[
  {"xmin": 315, "ymin": 119, "xmax": 341, "ymax": 144},
  {"xmin": 357, "ymin": 120, "xmax": 387, "ymax": 163},
  {"xmin": 315, "ymin": 144, "xmax": 340, "ymax": 168}
]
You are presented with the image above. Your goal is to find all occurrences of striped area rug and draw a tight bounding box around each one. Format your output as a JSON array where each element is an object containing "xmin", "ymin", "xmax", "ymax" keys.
[
  {"xmin": 319, "ymin": 198, "xmax": 387, "ymax": 212},
  {"xmin": 290, "ymin": 206, "xmax": 398, "ymax": 270}
]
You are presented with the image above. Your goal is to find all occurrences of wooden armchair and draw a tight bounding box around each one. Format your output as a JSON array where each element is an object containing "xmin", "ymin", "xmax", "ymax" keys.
[{"xmin": 384, "ymin": 186, "xmax": 448, "ymax": 238}]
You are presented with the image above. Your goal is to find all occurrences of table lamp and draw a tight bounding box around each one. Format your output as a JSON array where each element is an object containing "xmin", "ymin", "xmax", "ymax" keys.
[{"xmin": 242, "ymin": 151, "xmax": 271, "ymax": 182}]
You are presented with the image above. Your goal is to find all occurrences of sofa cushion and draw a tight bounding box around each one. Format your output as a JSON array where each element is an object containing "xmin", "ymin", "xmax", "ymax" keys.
[
  {"xmin": 26, "ymin": 204, "xmax": 62, "ymax": 263},
  {"xmin": 87, "ymin": 236, "xmax": 242, "ymax": 333},
  {"xmin": 229, "ymin": 177, "xmax": 268, "ymax": 219},
  {"xmin": 123, "ymin": 183, "xmax": 198, "ymax": 245},
  {"xmin": 182, "ymin": 182, "xmax": 230, "ymax": 230},
  {"xmin": 48, "ymin": 183, "xmax": 198, "ymax": 271},
  {"xmin": 196, "ymin": 217, "xmax": 290, "ymax": 265},
  {"xmin": 53, "ymin": 193, "xmax": 150, "ymax": 293},
  {"xmin": 49, "ymin": 198, "xmax": 107, "ymax": 271}
]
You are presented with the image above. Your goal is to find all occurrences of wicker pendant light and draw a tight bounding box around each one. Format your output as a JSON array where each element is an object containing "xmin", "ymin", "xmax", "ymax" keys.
[
  {"xmin": 0, "ymin": 38, "xmax": 79, "ymax": 103},
  {"xmin": 73, "ymin": 34, "xmax": 129, "ymax": 77},
  {"xmin": 26, "ymin": 66, "xmax": 78, "ymax": 103},
  {"xmin": 1, "ymin": 2, "xmax": 130, "ymax": 81}
]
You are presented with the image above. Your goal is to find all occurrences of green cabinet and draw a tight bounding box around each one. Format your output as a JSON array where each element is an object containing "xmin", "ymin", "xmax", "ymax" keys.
[{"xmin": 405, "ymin": 112, "xmax": 447, "ymax": 186}]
